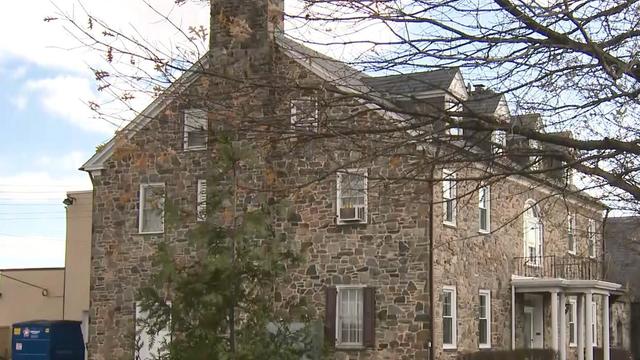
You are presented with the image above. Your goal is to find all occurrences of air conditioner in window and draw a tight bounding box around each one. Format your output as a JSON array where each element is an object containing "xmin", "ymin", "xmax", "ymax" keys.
[{"xmin": 339, "ymin": 206, "xmax": 366, "ymax": 222}]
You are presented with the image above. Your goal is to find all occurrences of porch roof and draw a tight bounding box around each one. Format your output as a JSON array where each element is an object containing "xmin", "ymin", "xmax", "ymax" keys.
[{"xmin": 511, "ymin": 275, "xmax": 622, "ymax": 295}]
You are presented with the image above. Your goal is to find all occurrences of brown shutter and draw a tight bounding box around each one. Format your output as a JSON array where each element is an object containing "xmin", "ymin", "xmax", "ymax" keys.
[
  {"xmin": 325, "ymin": 286, "xmax": 337, "ymax": 347},
  {"xmin": 363, "ymin": 286, "xmax": 376, "ymax": 348}
]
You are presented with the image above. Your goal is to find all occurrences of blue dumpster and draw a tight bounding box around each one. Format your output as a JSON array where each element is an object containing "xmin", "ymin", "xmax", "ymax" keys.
[{"xmin": 11, "ymin": 320, "xmax": 84, "ymax": 360}]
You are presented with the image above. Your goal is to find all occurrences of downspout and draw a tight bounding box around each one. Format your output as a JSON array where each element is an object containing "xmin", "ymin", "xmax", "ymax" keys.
[
  {"xmin": 602, "ymin": 208, "xmax": 611, "ymax": 278},
  {"xmin": 511, "ymin": 284, "xmax": 516, "ymax": 349},
  {"xmin": 428, "ymin": 171, "xmax": 435, "ymax": 360}
]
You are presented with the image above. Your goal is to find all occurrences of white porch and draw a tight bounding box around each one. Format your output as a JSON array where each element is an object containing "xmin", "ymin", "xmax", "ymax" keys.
[{"xmin": 511, "ymin": 276, "xmax": 623, "ymax": 360}]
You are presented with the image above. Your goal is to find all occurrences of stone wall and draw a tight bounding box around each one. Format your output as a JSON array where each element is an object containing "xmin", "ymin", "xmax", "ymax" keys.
[{"xmin": 430, "ymin": 165, "xmax": 605, "ymax": 357}]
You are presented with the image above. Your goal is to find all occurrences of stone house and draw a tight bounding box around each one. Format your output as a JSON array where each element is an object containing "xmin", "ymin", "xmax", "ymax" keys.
[{"xmin": 80, "ymin": 0, "xmax": 628, "ymax": 359}]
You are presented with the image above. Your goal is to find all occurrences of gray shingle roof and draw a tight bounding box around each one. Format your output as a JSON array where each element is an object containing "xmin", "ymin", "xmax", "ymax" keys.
[
  {"xmin": 362, "ymin": 68, "xmax": 459, "ymax": 95},
  {"xmin": 464, "ymin": 89, "xmax": 503, "ymax": 115}
]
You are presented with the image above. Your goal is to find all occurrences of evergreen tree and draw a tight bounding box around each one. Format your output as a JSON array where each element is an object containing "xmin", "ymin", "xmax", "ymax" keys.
[{"xmin": 135, "ymin": 134, "xmax": 317, "ymax": 360}]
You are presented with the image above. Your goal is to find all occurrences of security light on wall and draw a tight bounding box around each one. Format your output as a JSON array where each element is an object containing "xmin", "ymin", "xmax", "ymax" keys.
[{"xmin": 63, "ymin": 196, "xmax": 76, "ymax": 206}]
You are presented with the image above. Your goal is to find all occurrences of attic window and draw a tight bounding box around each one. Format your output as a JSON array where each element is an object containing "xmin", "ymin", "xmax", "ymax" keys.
[
  {"xmin": 183, "ymin": 109, "xmax": 208, "ymax": 150},
  {"xmin": 290, "ymin": 98, "xmax": 319, "ymax": 132}
]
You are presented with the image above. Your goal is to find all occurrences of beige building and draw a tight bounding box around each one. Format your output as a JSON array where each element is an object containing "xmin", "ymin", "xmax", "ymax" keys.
[{"xmin": 0, "ymin": 190, "xmax": 92, "ymax": 358}]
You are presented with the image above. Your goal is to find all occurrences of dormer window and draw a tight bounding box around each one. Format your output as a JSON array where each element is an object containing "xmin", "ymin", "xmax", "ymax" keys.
[
  {"xmin": 445, "ymin": 99, "xmax": 463, "ymax": 136},
  {"xmin": 529, "ymin": 140, "xmax": 541, "ymax": 170},
  {"xmin": 491, "ymin": 130, "xmax": 506, "ymax": 155},
  {"xmin": 183, "ymin": 109, "xmax": 208, "ymax": 150},
  {"xmin": 291, "ymin": 98, "xmax": 319, "ymax": 132}
]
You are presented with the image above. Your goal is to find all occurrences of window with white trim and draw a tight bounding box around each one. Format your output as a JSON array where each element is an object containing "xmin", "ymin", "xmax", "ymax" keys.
[
  {"xmin": 337, "ymin": 287, "xmax": 363, "ymax": 346},
  {"xmin": 443, "ymin": 286, "xmax": 457, "ymax": 349},
  {"xmin": 479, "ymin": 185, "xmax": 490, "ymax": 233},
  {"xmin": 443, "ymin": 169, "xmax": 456, "ymax": 226},
  {"xmin": 567, "ymin": 214, "xmax": 576, "ymax": 254},
  {"xmin": 135, "ymin": 301, "xmax": 171, "ymax": 360},
  {"xmin": 588, "ymin": 219, "xmax": 597, "ymax": 258},
  {"xmin": 183, "ymin": 109, "xmax": 207, "ymax": 150},
  {"xmin": 491, "ymin": 130, "xmax": 506, "ymax": 154},
  {"xmin": 290, "ymin": 98, "xmax": 319, "ymax": 132},
  {"xmin": 478, "ymin": 290, "xmax": 491, "ymax": 348},
  {"xmin": 139, "ymin": 184, "xmax": 165, "ymax": 234},
  {"xmin": 336, "ymin": 170, "xmax": 368, "ymax": 224},
  {"xmin": 592, "ymin": 302, "xmax": 598, "ymax": 346},
  {"xmin": 196, "ymin": 179, "xmax": 207, "ymax": 222},
  {"xmin": 445, "ymin": 99, "xmax": 463, "ymax": 136},
  {"xmin": 523, "ymin": 200, "xmax": 543, "ymax": 266},
  {"xmin": 563, "ymin": 161, "xmax": 575, "ymax": 185},
  {"xmin": 529, "ymin": 139, "xmax": 541, "ymax": 170},
  {"xmin": 568, "ymin": 297, "xmax": 577, "ymax": 347}
]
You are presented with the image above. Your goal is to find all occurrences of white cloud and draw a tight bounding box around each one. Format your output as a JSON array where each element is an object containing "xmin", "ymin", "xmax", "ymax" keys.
[
  {"xmin": 9, "ymin": 95, "xmax": 27, "ymax": 110},
  {"xmin": 0, "ymin": 235, "xmax": 64, "ymax": 269},
  {"xmin": 36, "ymin": 151, "xmax": 87, "ymax": 172},
  {"xmin": 0, "ymin": 171, "xmax": 91, "ymax": 203},
  {"xmin": 25, "ymin": 75, "xmax": 115, "ymax": 134},
  {"xmin": 0, "ymin": 0, "xmax": 210, "ymax": 73}
]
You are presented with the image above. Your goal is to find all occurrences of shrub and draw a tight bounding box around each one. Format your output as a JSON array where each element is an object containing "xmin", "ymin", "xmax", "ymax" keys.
[
  {"xmin": 458, "ymin": 349, "xmax": 557, "ymax": 360},
  {"xmin": 593, "ymin": 348, "xmax": 633, "ymax": 360}
]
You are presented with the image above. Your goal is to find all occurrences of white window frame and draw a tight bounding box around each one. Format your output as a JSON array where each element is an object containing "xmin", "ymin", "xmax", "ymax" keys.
[
  {"xmin": 336, "ymin": 169, "xmax": 368, "ymax": 225},
  {"xmin": 523, "ymin": 200, "xmax": 543, "ymax": 267},
  {"xmin": 442, "ymin": 169, "xmax": 457, "ymax": 227},
  {"xmin": 479, "ymin": 185, "xmax": 490, "ymax": 233},
  {"xmin": 183, "ymin": 108, "xmax": 208, "ymax": 150},
  {"xmin": 290, "ymin": 97, "xmax": 319, "ymax": 132},
  {"xmin": 568, "ymin": 297, "xmax": 577, "ymax": 347},
  {"xmin": 139, "ymin": 183, "xmax": 165, "ymax": 234},
  {"xmin": 592, "ymin": 302, "xmax": 598, "ymax": 347},
  {"xmin": 588, "ymin": 219, "xmax": 597, "ymax": 258},
  {"xmin": 478, "ymin": 289, "xmax": 491, "ymax": 349},
  {"xmin": 491, "ymin": 130, "xmax": 507, "ymax": 155},
  {"xmin": 445, "ymin": 99, "xmax": 463, "ymax": 136},
  {"xmin": 196, "ymin": 179, "xmax": 207, "ymax": 222},
  {"xmin": 135, "ymin": 301, "xmax": 171, "ymax": 360},
  {"xmin": 442, "ymin": 286, "xmax": 457, "ymax": 349},
  {"xmin": 529, "ymin": 139, "xmax": 541, "ymax": 171},
  {"xmin": 567, "ymin": 214, "xmax": 576, "ymax": 254},
  {"xmin": 335, "ymin": 285, "xmax": 365, "ymax": 348}
]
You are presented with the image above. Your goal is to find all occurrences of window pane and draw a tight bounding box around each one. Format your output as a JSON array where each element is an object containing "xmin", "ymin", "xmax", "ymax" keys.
[
  {"xmin": 142, "ymin": 185, "xmax": 164, "ymax": 233},
  {"xmin": 479, "ymin": 296, "xmax": 486, "ymax": 318},
  {"xmin": 480, "ymin": 208, "xmax": 487, "ymax": 230},
  {"xmin": 446, "ymin": 201, "xmax": 454, "ymax": 222},
  {"xmin": 443, "ymin": 318, "xmax": 452, "ymax": 344},
  {"xmin": 479, "ymin": 319, "xmax": 487, "ymax": 344},
  {"xmin": 338, "ymin": 288, "xmax": 363, "ymax": 345},
  {"xmin": 443, "ymin": 292, "xmax": 451, "ymax": 316}
]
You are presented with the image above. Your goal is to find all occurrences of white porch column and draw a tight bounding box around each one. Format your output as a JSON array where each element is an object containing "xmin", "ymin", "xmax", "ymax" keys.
[
  {"xmin": 585, "ymin": 292, "xmax": 593, "ymax": 360},
  {"xmin": 603, "ymin": 294, "xmax": 610, "ymax": 360},
  {"xmin": 551, "ymin": 291, "xmax": 559, "ymax": 351},
  {"xmin": 559, "ymin": 292, "xmax": 567, "ymax": 360},
  {"xmin": 578, "ymin": 294, "xmax": 585, "ymax": 360}
]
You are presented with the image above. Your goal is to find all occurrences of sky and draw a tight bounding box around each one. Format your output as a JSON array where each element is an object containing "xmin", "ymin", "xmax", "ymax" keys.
[{"xmin": 0, "ymin": 1, "xmax": 211, "ymax": 268}]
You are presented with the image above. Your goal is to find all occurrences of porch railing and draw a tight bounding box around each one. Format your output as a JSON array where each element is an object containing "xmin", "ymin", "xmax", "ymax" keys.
[{"xmin": 513, "ymin": 255, "xmax": 602, "ymax": 280}]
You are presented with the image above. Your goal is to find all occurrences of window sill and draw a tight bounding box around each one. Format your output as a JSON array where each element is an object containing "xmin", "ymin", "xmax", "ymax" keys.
[
  {"xmin": 478, "ymin": 229, "xmax": 490, "ymax": 235},
  {"xmin": 567, "ymin": 250, "xmax": 576, "ymax": 255},
  {"xmin": 443, "ymin": 344, "xmax": 457, "ymax": 350},
  {"xmin": 443, "ymin": 221, "xmax": 457, "ymax": 228},
  {"xmin": 335, "ymin": 344, "xmax": 365, "ymax": 351},
  {"xmin": 336, "ymin": 220, "xmax": 367, "ymax": 226},
  {"xmin": 183, "ymin": 146, "xmax": 207, "ymax": 151},
  {"xmin": 479, "ymin": 344, "xmax": 491, "ymax": 349},
  {"xmin": 569, "ymin": 343, "xmax": 577, "ymax": 348},
  {"xmin": 138, "ymin": 231, "xmax": 164, "ymax": 235}
]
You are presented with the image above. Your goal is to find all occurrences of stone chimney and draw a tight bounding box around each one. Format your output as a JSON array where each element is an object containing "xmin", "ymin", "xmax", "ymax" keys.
[{"xmin": 209, "ymin": 0, "xmax": 284, "ymax": 73}]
